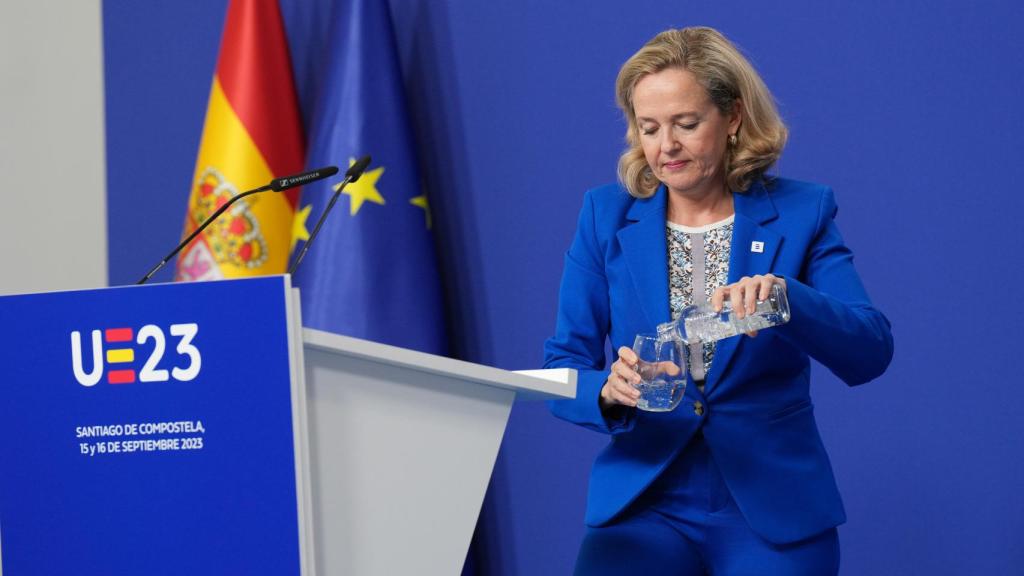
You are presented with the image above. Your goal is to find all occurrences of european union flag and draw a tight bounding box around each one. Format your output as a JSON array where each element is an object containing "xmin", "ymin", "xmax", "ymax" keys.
[{"xmin": 290, "ymin": 0, "xmax": 446, "ymax": 355}]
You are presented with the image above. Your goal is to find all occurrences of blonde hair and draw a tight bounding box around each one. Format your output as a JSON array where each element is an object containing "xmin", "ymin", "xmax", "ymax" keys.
[{"xmin": 615, "ymin": 27, "xmax": 788, "ymax": 197}]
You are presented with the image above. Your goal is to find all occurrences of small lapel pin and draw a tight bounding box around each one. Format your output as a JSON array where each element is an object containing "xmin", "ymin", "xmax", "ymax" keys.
[{"xmin": 751, "ymin": 241, "xmax": 765, "ymax": 253}]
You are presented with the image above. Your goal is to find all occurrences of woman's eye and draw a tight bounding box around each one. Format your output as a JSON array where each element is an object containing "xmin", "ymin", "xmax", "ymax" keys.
[
  {"xmin": 677, "ymin": 122, "xmax": 699, "ymax": 131},
  {"xmin": 641, "ymin": 127, "xmax": 657, "ymax": 136}
]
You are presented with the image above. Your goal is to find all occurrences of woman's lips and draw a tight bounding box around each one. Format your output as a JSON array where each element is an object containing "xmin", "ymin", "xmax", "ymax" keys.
[{"xmin": 662, "ymin": 160, "xmax": 689, "ymax": 171}]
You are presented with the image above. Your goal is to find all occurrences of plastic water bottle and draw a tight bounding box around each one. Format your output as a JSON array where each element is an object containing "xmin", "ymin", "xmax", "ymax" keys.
[{"xmin": 657, "ymin": 283, "xmax": 790, "ymax": 344}]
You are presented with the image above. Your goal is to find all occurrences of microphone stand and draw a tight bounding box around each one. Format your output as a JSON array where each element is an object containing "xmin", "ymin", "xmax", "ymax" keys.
[
  {"xmin": 137, "ymin": 166, "xmax": 339, "ymax": 285},
  {"xmin": 288, "ymin": 155, "xmax": 372, "ymax": 276},
  {"xmin": 288, "ymin": 178, "xmax": 350, "ymax": 277},
  {"xmin": 137, "ymin": 184, "xmax": 271, "ymax": 285}
]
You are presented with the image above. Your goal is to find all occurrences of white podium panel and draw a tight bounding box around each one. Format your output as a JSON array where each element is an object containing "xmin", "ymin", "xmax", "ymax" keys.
[{"xmin": 302, "ymin": 329, "xmax": 575, "ymax": 576}]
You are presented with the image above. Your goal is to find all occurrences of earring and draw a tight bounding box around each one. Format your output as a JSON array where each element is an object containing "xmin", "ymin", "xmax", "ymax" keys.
[{"xmin": 728, "ymin": 134, "xmax": 738, "ymax": 146}]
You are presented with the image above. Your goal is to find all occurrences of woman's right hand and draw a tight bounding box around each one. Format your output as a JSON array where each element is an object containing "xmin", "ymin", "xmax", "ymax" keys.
[{"xmin": 600, "ymin": 346, "xmax": 642, "ymax": 409}]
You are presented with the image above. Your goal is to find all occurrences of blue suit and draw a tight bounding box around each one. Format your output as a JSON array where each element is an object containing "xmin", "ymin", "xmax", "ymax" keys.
[{"xmin": 544, "ymin": 178, "xmax": 893, "ymax": 545}]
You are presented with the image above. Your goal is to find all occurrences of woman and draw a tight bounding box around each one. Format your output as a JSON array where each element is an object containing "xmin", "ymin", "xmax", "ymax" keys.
[{"xmin": 544, "ymin": 27, "xmax": 893, "ymax": 575}]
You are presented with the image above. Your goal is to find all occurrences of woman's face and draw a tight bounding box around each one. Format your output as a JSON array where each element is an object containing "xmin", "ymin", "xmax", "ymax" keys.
[{"xmin": 632, "ymin": 67, "xmax": 740, "ymax": 199}]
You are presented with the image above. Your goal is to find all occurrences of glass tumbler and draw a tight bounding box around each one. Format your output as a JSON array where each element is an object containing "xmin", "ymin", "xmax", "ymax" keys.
[{"xmin": 631, "ymin": 333, "xmax": 687, "ymax": 412}]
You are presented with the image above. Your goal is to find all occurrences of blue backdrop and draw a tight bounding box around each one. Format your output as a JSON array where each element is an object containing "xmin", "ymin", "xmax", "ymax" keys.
[{"xmin": 104, "ymin": 1, "xmax": 1024, "ymax": 573}]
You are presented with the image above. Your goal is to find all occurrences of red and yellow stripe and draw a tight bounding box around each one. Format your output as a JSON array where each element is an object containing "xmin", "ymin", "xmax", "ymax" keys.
[{"xmin": 176, "ymin": 0, "xmax": 304, "ymax": 280}]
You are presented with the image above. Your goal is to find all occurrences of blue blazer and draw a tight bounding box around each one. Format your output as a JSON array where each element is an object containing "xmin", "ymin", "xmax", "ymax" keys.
[{"xmin": 544, "ymin": 178, "xmax": 893, "ymax": 545}]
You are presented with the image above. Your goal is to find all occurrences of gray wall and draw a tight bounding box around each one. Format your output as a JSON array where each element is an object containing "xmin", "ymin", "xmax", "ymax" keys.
[{"xmin": 0, "ymin": 0, "xmax": 106, "ymax": 295}]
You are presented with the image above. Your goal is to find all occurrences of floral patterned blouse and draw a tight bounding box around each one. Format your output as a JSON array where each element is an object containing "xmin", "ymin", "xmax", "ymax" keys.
[{"xmin": 667, "ymin": 215, "xmax": 734, "ymax": 382}]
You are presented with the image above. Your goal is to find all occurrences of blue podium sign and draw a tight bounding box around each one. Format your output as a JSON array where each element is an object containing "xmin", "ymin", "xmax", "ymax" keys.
[{"xmin": 0, "ymin": 276, "xmax": 308, "ymax": 575}]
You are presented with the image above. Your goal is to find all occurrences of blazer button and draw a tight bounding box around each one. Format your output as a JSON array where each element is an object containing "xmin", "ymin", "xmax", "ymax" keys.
[{"xmin": 694, "ymin": 401, "xmax": 704, "ymax": 416}]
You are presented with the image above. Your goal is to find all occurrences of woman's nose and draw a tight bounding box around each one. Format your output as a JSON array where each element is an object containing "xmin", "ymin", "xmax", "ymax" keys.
[{"xmin": 660, "ymin": 130, "xmax": 680, "ymax": 152}]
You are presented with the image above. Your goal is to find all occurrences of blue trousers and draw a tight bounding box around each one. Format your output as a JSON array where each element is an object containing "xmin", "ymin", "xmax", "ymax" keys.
[{"xmin": 574, "ymin": 434, "xmax": 839, "ymax": 575}]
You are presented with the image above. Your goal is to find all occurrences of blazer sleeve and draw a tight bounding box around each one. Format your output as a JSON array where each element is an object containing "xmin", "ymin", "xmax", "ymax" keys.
[
  {"xmin": 775, "ymin": 187, "xmax": 894, "ymax": 385},
  {"xmin": 543, "ymin": 191, "xmax": 636, "ymax": 434}
]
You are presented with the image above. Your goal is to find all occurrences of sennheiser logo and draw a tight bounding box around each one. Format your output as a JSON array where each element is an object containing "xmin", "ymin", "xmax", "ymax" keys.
[
  {"xmin": 70, "ymin": 323, "xmax": 201, "ymax": 387},
  {"xmin": 286, "ymin": 172, "xmax": 317, "ymax": 186}
]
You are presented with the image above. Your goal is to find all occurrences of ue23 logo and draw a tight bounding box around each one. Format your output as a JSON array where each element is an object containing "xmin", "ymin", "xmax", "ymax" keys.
[{"xmin": 70, "ymin": 323, "xmax": 201, "ymax": 387}]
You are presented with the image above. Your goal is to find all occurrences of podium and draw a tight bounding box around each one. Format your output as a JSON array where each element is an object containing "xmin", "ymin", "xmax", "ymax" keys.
[{"xmin": 0, "ymin": 276, "xmax": 575, "ymax": 575}]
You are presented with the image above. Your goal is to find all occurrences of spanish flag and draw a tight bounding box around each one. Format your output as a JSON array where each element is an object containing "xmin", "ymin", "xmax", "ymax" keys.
[{"xmin": 175, "ymin": 0, "xmax": 304, "ymax": 281}]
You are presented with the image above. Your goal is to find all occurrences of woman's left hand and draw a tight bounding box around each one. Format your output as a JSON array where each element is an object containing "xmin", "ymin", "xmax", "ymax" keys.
[{"xmin": 710, "ymin": 274, "xmax": 787, "ymax": 337}]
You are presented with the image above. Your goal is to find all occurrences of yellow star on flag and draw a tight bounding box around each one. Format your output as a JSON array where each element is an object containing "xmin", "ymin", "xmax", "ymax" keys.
[
  {"xmin": 410, "ymin": 194, "xmax": 432, "ymax": 229},
  {"xmin": 341, "ymin": 157, "xmax": 385, "ymax": 215},
  {"xmin": 291, "ymin": 203, "xmax": 312, "ymax": 251}
]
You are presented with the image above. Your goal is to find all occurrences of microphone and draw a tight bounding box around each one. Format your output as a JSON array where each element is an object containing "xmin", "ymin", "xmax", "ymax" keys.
[
  {"xmin": 270, "ymin": 165, "xmax": 339, "ymax": 192},
  {"xmin": 137, "ymin": 166, "xmax": 339, "ymax": 285},
  {"xmin": 345, "ymin": 155, "xmax": 372, "ymax": 182},
  {"xmin": 288, "ymin": 155, "xmax": 371, "ymax": 276}
]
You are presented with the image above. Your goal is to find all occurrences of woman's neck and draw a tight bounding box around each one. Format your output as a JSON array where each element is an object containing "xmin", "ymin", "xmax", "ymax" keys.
[{"xmin": 666, "ymin": 185, "xmax": 734, "ymax": 228}]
